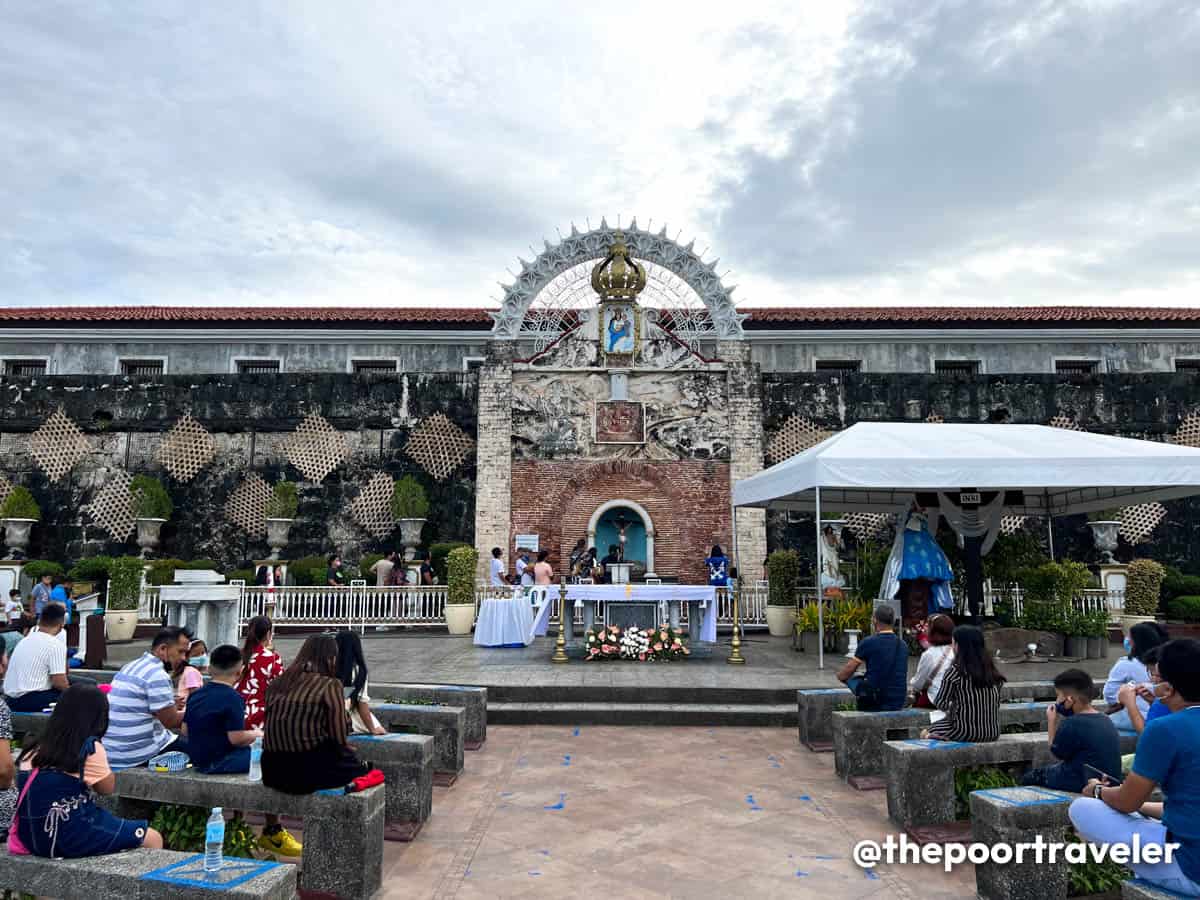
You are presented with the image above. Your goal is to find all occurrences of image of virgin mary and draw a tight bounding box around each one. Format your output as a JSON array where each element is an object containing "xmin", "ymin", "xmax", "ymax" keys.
[{"xmin": 607, "ymin": 309, "xmax": 632, "ymax": 352}]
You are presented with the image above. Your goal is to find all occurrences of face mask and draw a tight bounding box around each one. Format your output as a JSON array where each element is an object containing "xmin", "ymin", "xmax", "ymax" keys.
[
  {"xmin": 1123, "ymin": 637, "xmax": 1132, "ymax": 652},
  {"xmin": 1054, "ymin": 701, "xmax": 1074, "ymax": 718},
  {"xmin": 189, "ymin": 655, "xmax": 209, "ymax": 668}
]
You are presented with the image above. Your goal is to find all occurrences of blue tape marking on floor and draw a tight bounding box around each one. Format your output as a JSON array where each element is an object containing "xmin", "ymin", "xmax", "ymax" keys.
[
  {"xmin": 499, "ymin": 791, "xmax": 514, "ymax": 797},
  {"xmin": 795, "ymin": 870, "xmax": 809, "ymax": 877},
  {"xmin": 315, "ymin": 788, "xmax": 344, "ymax": 796},
  {"xmin": 810, "ymin": 855, "xmax": 838, "ymax": 860},
  {"xmin": 902, "ymin": 739, "xmax": 972, "ymax": 749},
  {"xmin": 544, "ymin": 793, "xmax": 566, "ymax": 810},
  {"xmin": 865, "ymin": 868, "xmax": 879, "ymax": 880},
  {"xmin": 975, "ymin": 787, "xmax": 1071, "ymax": 807},
  {"xmin": 562, "ymin": 754, "xmax": 571, "ymax": 766},
  {"xmin": 801, "ymin": 689, "xmax": 850, "ymax": 694},
  {"xmin": 745, "ymin": 794, "xmax": 762, "ymax": 811},
  {"xmin": 798, "ymin": 795, "xmax": 812, "ymax": 802},
  {"xmin": 140, "ymin": 856, "xmax": 281, "ymax": 890}
]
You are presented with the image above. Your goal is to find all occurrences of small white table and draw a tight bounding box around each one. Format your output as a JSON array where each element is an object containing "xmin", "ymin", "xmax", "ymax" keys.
[{"xmin": 473, "ymin": 593, "xmax": 535, "ymax": 647}]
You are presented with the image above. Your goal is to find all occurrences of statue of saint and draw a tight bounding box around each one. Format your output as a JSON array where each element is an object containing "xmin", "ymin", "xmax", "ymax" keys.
[
  {"xmin": 819, "ymin": 525, "xmax": 845, "ymax": 590},
  {"xmin": 614, "ymin": 513, "xmax": 631, "ymax": 561}
]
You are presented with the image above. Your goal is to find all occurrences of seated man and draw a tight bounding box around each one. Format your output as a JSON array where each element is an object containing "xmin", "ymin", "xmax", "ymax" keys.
[
  {"xmin": 835, "ymin": 605, "xmax": 908, "ymax": 712},
  {"xmin": 1022, "ymin": 668, "xmax": 1120, "ymax": 793},
  {"xmin": 1071, "ymin": 638, "xmax": 1200, "ymax": 895},
  {"xmin": 105, "ymin": 626, "xmax": 190, "ymax": 769},
  {"xmin": 599, "ymin": 545, "xmax": 621, "ymax": 585},
  {"xmin": 182, "ymin": 644, "xmax": 301, "ymax": 858},
  {"xmin": 2, "ymin": 602, "xmax": 68, "ymax": 712}
]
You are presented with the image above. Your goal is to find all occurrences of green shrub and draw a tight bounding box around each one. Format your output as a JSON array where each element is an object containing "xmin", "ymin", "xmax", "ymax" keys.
[
  {"xmin": 266, "ymin": 480, "xmax": 299, "ymax": 519},
  {"xmin": 1086, "ymin": 508, "xmax": 1124, "ymax": 522},
  {"xmin": 360, "ymin": 553, "xmax": 385, "ymax": 577},
  {"xmin": 954, "ymin": 766, "xmax": 1018, "ymax": 820},
  {"xmin": 289, "ymin": 554, "xmax": 332, "ymax": 586},
  {"xmin": 144, "ymin": 558, "xmax": 187, "ymax": 586},
  {"xmin": 430, "ymin": 542, "xmax": 471, "ymax": 581},
  {"xmin": 149, "ymin": 804, "xmax": 257, "ymax": 858},
  {"xmin": 226, "ymin": 568, "xmax": 256, "ymax": 585},
  {"xmin": 767, "ymin": 549, "xmax": 802, "ymax": 607},
  {"xmin": 856, "ymin": 540, "xmax": 890, "ymax": 601},
  {"xmin": 19, "ymin": 560, "xmax": 64, "ymax": 582},
  {"xmin": 1082, "ymin": 608, "xmax": 1112, "ymax": 638},
  {"xmin": 1066, "ymin": 826, "xmax": 1130, "ymax": 896},
  {"xmin": 391, "ymin": 475, "xmax": 429, "ymax": 520},
  {"xmin": 0, "ymin": 486, "xmax": 40, "ymax": 521},
  {"xmin": 68, "ymin": 556, "xmax": 114, "ymax": 582},
  {"xmin": 1125, "ymin": 558, "xmax": 1166, "ymax": 617},
  {"xmin": 446, "ymin": 546, "xmax": 478, "ymax": 605},
  {"xmin": 1017, "ymin": 561, "xmax": 1093, "ymax": 632},
  {"xmin": 130, "ymin": 475, "xmax": 173, "ymax": 519},
  {"xmin": 105, "ymin": 556, "xmax": 145, "ymax": 611},
  {"xmin": 1163, "ymin": 570, "xmax": 1200, "ymax": 602},
  {"xmin": 1168, "ymin": 595, "xmax": 1200, "ymax": 623}
]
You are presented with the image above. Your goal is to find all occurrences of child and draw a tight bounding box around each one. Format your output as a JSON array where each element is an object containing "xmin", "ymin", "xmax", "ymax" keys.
[
  {"xmin": 4, "ymin": 590, "xmax": 23, "ymax": 628},
  {"xmin": 173, "ymin": 638, "xmax": 207, "ymax": 703},
  {"xmin": 182, "ymin": 644, "xmax": 302, "ymax": 858},
  {"xmin": 13, "ymin": 684, "xmax": 163, "ymax": 856},
  {"xmin": 1021, "ymin": 668, "xmax": 1121, "ymax": 793}
]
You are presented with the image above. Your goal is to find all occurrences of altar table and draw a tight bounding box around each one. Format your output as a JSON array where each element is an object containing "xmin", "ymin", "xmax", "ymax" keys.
[{"xmin": 534, "ymin": 584, "xmax": 717, "ymax": 643}]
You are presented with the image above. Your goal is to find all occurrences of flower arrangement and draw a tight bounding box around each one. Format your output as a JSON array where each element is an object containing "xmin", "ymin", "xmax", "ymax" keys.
[{"xmin": 584, "ymin": 624, "xmax": 691, "ymax": 661}]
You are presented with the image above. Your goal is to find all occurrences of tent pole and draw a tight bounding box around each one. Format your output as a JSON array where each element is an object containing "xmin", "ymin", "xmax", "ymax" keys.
[
  {"xmin": 816, "ymin": 486, "xmax": 824, "ymax": 671},
  {"xmin": 1045, "ymin": 490, "xmax": 1056, "ymax": 560}
]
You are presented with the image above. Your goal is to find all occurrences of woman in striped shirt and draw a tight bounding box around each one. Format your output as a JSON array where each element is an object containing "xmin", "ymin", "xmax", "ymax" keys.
[
  {"xmin": 261, "ymin": 634, "xmax": 370, "ymax": 795},
  {"xmin": 924, "ymin": 625, "xmax": 1006, "ymax": 743}
]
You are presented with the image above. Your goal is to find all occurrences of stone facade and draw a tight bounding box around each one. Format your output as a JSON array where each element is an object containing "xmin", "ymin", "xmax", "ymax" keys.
[{"xmin": 473, "ymin": 343, "xmax": 515, "ymax": 581}]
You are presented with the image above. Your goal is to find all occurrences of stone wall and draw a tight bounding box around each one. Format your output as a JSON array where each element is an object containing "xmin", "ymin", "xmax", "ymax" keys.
[
  {"xmin": 472, "ymin": 343, "xmax": 515, "ymax": 581},
  {"xmin": 510, "ymin": 459, "xmax": 730, "ymax": 583},
  {"xmin": 0, "ymin": 373, "xmax": 478, "ymax": 570}
]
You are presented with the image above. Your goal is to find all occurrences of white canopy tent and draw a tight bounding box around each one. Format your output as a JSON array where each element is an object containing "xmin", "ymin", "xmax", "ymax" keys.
[{"xmin": 732, "ymin": 422, "xmax": 1200, "ymax": 668}]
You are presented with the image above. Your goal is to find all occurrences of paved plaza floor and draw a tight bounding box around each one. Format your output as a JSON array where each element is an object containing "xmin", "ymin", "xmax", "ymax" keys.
[{"xmin": 385, "ymin": 724, "xmax": 977, "ymax": 899}]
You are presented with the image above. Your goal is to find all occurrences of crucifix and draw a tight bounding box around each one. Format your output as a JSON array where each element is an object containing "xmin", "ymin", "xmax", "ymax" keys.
[{"xmin": 614, "ymin": 513, "xmax": 631, "ymax": 562}]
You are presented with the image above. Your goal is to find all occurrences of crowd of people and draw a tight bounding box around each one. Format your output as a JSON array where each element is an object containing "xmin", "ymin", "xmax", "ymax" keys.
[
  {"xmin": 835, "ymin": 604, "xmax": 1200, "ymax": 894},
  {"xmin": 0, "ymin": 601, "xmax": 389, "ymax": 863}
]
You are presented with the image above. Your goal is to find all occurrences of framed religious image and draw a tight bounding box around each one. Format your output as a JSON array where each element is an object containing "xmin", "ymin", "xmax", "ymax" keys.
[
  {"xmin": 599, "ymin": 301, "xmax": 639, "ymax": 365},
  {"xmin": 594, "ymin": 400, "xmax": 646, "ymax": 445}
]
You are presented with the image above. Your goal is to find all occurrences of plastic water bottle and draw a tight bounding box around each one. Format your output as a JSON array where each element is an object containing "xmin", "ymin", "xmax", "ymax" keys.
[
  {"xmin": 204, "ymin": 807, "xmax": 225, "ymax": 872},
  {"xmin": 248, "ymin": 736, "xmax": 263, "ymax": 783}
]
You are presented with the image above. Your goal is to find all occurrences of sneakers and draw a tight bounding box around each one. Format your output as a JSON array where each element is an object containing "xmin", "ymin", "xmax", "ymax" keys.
[{"xmin": 257, "ymin": 828, "xmax": 303, "ymax": 858}]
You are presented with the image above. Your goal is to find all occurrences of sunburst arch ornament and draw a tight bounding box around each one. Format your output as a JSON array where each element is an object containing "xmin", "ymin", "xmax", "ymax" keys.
[{"xmin": 490, "ymin": 219, "xmax": 746, "ymax": 353}]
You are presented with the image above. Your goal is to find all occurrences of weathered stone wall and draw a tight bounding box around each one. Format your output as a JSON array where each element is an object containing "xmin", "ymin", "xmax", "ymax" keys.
[
  {"xmin": 473, "ymin": 343, "xmax": 515, "ymax": 581},
  {"xmin": 0, "ymin": 373, "xmax": 478, "ymax": 569}
]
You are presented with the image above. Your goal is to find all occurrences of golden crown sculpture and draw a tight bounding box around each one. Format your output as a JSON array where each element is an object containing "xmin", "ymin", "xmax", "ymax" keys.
[{"xmin": 590, "ymin": 233, "xmax": 647, "ymax": 301}]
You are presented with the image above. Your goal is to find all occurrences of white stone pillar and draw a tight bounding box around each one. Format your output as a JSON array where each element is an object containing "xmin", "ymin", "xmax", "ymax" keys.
[
  {"xmin": 473, "ymin": 342, "xmax": 514, "ymax": 583},
  {"xmin": 720, "ymin": 341, "xmax": 767, "ymax": 579}
]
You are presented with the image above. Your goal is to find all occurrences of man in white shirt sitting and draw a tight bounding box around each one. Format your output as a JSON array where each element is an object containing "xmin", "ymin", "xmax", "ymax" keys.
[{"xmin": 3, "ymin": 602, "xmax": 69, "ymax": 711}]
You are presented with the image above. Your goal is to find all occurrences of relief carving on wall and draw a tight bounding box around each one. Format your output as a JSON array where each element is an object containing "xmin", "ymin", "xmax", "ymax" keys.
[{"xmin": 595, "ymin": 401, "xmax": 645, "ymax": 444}]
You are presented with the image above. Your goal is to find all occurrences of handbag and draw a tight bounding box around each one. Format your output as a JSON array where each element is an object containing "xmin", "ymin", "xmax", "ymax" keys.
[
  {"xmin": 6, "ymin": 768, "xmax": 38, "ymax": 855},
  {"xmin": 913, "ymin": 647, "xmax": 952, "ymax": 709},
  {"xmin": 854, "ymin": 635, "xmax": 903, "ymax": 708}
]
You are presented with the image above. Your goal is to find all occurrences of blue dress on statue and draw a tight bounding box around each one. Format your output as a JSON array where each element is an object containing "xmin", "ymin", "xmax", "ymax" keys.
[{"xmin": 899, "ymin": 523, "xmax": 954, "ymax": 583}]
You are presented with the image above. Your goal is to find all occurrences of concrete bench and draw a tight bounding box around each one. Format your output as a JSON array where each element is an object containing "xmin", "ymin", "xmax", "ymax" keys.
[
  {"xmin": 882, "ymin": 730, "xmax": 1139, "ymax": 829},
  {"xmin": 372, "ymin": 702, "xmax": 465, "ymax": 784},
  {"xmin": 348, "ymin": 732, "xmax": 433, "ymax": 841},
  {"xmin": 833, "ymin": 701, "xmax": 1108, "ymax": 780},
  {"xmin": 797, "ymin": 688, "xmax": 853, "ymax": 750},
  {"xmin": 9, "ymin": 711, "xmax": 50, "ymax": 742},
  {"xmin": 969, "ymin": 786, "xmax": 1074, "ymax": 900},
  {"xmin": 1123, "ymin": 879, "xmax": 1194, "ymax": 899},
  {"xmin": 1000, "ymin": 681, "xmax": 1061, "ymax": 702},
  {"xmin": 104, "ymin": 768, "xmax": 383, "ymax": 900},
  {"xmin": 0, "ymin": 848, "xmax": 297, "ymax": 899},
  {"xmin": 376, "ymin": 683, "xmax": 487, "ymax": 749}
]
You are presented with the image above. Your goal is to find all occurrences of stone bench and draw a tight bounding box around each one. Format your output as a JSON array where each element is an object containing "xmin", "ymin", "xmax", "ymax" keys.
[
  {"xmin": 105, "ymin": 768, "xmax": 383, "ymax": 899},
  {"xmin": 882, "ymin": 730, "xmax": 1139, "ymax": 829},
  {"xmin": 348, "ymin": 732, "xmax": 433, "ymax": 841},
  {"xmin": 372, "ymin": 702, "xmax": 465, "ymax": 784},
  {"xmin": 969, "ymin": 786, "xmax": 1074, "ymax": 900},
  {"xmin": 833, "ymin": 701, "xmax": 1108, "ymax": 780},
  {"xmin": 1123, "ymin": 880, "xmax": 1194, "ymax": 899},
  {"xmin": 9, "ymin": 711, "xmax": 49, "ymax": 742},
  {"xmin": 0, "ymin": 848, "xmax": 297, "ymax": 899},
  {"xmin": 376, "ymin": 683, "xmax": 487, "ymax": 749}
]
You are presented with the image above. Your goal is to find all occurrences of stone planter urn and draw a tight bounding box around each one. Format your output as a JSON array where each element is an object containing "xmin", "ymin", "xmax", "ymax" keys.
[
  {"xmin": 766, "ymin": 604, "xmax": 795, "ymax": 637},
  {"xmin": 135, "ymin": 518, "xmax": 167, "ymax": 558},
  {"xmin": 2, "ymin": 518, "xmax": 36, "ymax": 559},
  {"xmin": 265, "ymin": 518, "xmax": 293, "ymax": 561},
  {"xmin": 105, "ymin": 610, "xmax": 139, "ymax": 642},
  {"xmin": 397, "ymin": 518, "xmax": 426, "ymax": 562},
  {"xmin": 445, "ymin": 604, "xmax": 475, "ymax": 635},
  {"xmin": 1088, "ymin": 521, "xmax": 1121, "ymax": 565}
]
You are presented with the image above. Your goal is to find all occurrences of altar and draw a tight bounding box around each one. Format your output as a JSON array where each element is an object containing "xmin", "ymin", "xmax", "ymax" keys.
[{"xmin": 567, "ymin": 584, "xmax": 718, "ymax": 643}]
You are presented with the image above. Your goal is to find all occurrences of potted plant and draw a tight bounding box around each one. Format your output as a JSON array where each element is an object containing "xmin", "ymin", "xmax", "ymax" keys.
[
  {"xmin": 392, "ymin": 476, "xmax": 429, "ymax": 563},
  {"xmin": 445, "ymin": 545, "xmax": 478, "ymax": 636},
  {"xmin": 68, "ymin": 555, "xmax": 114, "ymax": 599},
  {"xmin": 1084, "ymin": 608, "xmax": 1110, "ymax": 659},
  {"xmin": 265, "ymin": 480, "xmax": 298, "ymax": 561},
  {"xmin": 1086, "ymin": 509, "xmax": 1123, "ymax": 565},
  {"xmin": 104, "ymin": 555, "xmax": 146, "ymax": 641},
  {"xmin": 766, "ymin": 549, "xmax": 801, "ymax": 637},
  {"xmin": 0, "ymin": 486, "xmax": 41, "ymax": 559},
  {"xmin": 1122, "ymin": 558, "xmax": 1165, "ymax": 631},
  {"xmin": 130, "ymin": 475, "xmax": 173, "ymax": 558},
  {"xmin": 794, "ymin": 602, "xmax": 821, "ymax": 654},
  {"xmin": 1062, "ymin": 608, "xmax": 1088, "ymax": 658}
]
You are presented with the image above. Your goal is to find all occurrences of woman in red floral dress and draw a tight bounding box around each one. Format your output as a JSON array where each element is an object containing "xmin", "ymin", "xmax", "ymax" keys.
[{"xmin": 237, "ymin": 615, "xmax": 283, "ymax": 729}]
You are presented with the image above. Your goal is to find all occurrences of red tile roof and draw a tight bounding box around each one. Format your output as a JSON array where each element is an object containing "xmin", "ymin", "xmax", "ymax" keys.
[{"xmin": 0, "ymin": 305, "xmax": 1197, "ymax": 328}]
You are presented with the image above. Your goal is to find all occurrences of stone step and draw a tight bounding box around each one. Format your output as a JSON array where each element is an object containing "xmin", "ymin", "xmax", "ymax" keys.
[
  {"xmin": 484, "ymin": 684, "xmax": 799, "ymax": 705},
  {"xmin": 489, "ymin": 701, "xmax": 796, "ymax": 727}
]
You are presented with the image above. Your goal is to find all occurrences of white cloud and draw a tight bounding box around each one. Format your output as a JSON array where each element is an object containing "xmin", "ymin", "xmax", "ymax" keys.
[{"xmin": 0, "ymin": 0, "xmax": 1197, "ymax": 309}]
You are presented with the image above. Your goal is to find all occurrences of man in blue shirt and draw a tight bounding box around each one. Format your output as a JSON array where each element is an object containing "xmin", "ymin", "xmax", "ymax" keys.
[
  {"xmin": 835, "ymin": 605, "xmax": 908, "ymax": 711},
  {"xmin": 30, "ymin": 574, "xmax": 52, "ymax": 618},
  {"xmin": 1071, "ymin": 638, "xmax": 1200, "ymax": 895},
  {"xmin": 49, "ymin": 577, "xmax": 72, "ymax": 625},
  {"xmin": 1022, "ymin": 669, "xmax": 1120, "ymax": 793}
]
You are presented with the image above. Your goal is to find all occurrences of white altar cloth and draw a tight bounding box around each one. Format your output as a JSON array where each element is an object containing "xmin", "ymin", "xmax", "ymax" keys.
[
  {"xmin": 569, "ymin": 584, "xmax": 718, "ymax": 643},
  {"xmin": 474, "ymin": 593, "xmax": 535, "ymax": 647}
]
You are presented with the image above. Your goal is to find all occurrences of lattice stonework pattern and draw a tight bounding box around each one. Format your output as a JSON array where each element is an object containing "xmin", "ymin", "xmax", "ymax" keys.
[
  {"xmin": 925, "ymin": 413, "xmax": 945, "ymax": 424},
  {"xmin": 404, "ymin": 413, "xmax": 476, "ymax": 481},
  {"xmin": 0, "ymin": 475, "xmax": 11, "ymax": 509},
  {"xmin": 88, "ymin": 472, "xmax": 136, "ymax": 541},
  {"xmin": 1120, "ymin": 503, "xmax": 1166, "ymax": 544},
  {"xmin": 1174, "ymin": 412, "xmax": 1200, "ymax": 448},
  {"xmin": 30, "ymin": 409, "xmax": 92, "ymax": 483},
  {"xmin": 156, "ymin": 414, "xmax": 216, "ymax": 482},
  {"xmin": 844, "ymin": 513, "xmax": 890, "ymax": 542},
  {"xmin": 225, "ymin": 473, "xmax": 272, "ymax": 538},
  {"xmin": 283, "ymin": 414, "xmax": 350, "ymax": 482},
  {"xmin": 351, "ymin": 472, "xmax": 396, "ymax": 538},
  {"xmin": 766, "ymin": 416, "xmax": 831, "ymax": 465},
  {"xmin": 1047, "ymin": 415, "xmax": 1082, "ymax": 431},
  {"xmin": 1000, "ymin": 515, "xmax": 1027, "ymax": 536}
]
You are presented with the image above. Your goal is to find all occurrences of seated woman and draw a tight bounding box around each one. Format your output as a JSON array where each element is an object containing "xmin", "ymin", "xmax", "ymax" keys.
[
  {"xmin": 335, "ymin": 631, "xmax": 387, "ymax": 736},
  {"xmin": 1105, "ymin": 622, "xmax": 1169, "ymax": 733},
  {"xmin": 909, "ymin": 614, "xmax": 955, "ymax": 708},
  {"xmin": 261, "ymin": 634, "xmax": 374, "ymax": 795},
  {"xmin": 924, "ymin": 625, "xmax": 1005, "ymax": 743},
  {"xmin": 12, "ymin": 684, "xmax": 163, "ymax": 856}
]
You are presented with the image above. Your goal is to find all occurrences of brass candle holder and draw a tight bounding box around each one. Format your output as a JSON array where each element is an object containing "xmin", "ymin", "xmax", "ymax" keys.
[
  {"xmin": 551, "ymin": 578, "xmax": 570, "ymax": 664},
  {"xmin": 726, "ymin": 579, "xmax": 746, "ymax": 665}
]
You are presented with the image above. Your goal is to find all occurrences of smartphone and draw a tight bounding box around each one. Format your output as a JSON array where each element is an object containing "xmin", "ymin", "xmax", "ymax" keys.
[{"xmin": 1084, "ymin": 763, "xmax": 1124, "ymax": 786}]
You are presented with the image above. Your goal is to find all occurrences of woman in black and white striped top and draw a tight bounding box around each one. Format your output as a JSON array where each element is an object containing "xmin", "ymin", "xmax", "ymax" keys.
[{"xmin": 925, "ymin": 625, "xmax": 1005, "ymax": 743}]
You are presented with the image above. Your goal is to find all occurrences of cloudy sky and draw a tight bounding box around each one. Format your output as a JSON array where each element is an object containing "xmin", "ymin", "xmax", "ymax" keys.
[{"xmin": 2, "ymin": 1, "xmax": 1198, "ymax": 310}]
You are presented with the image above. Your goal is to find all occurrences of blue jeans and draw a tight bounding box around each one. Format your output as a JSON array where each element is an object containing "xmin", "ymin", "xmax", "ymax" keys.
[{"xmin": 197, "ymin": 747, "xmax": 251, "ymax": 775}]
